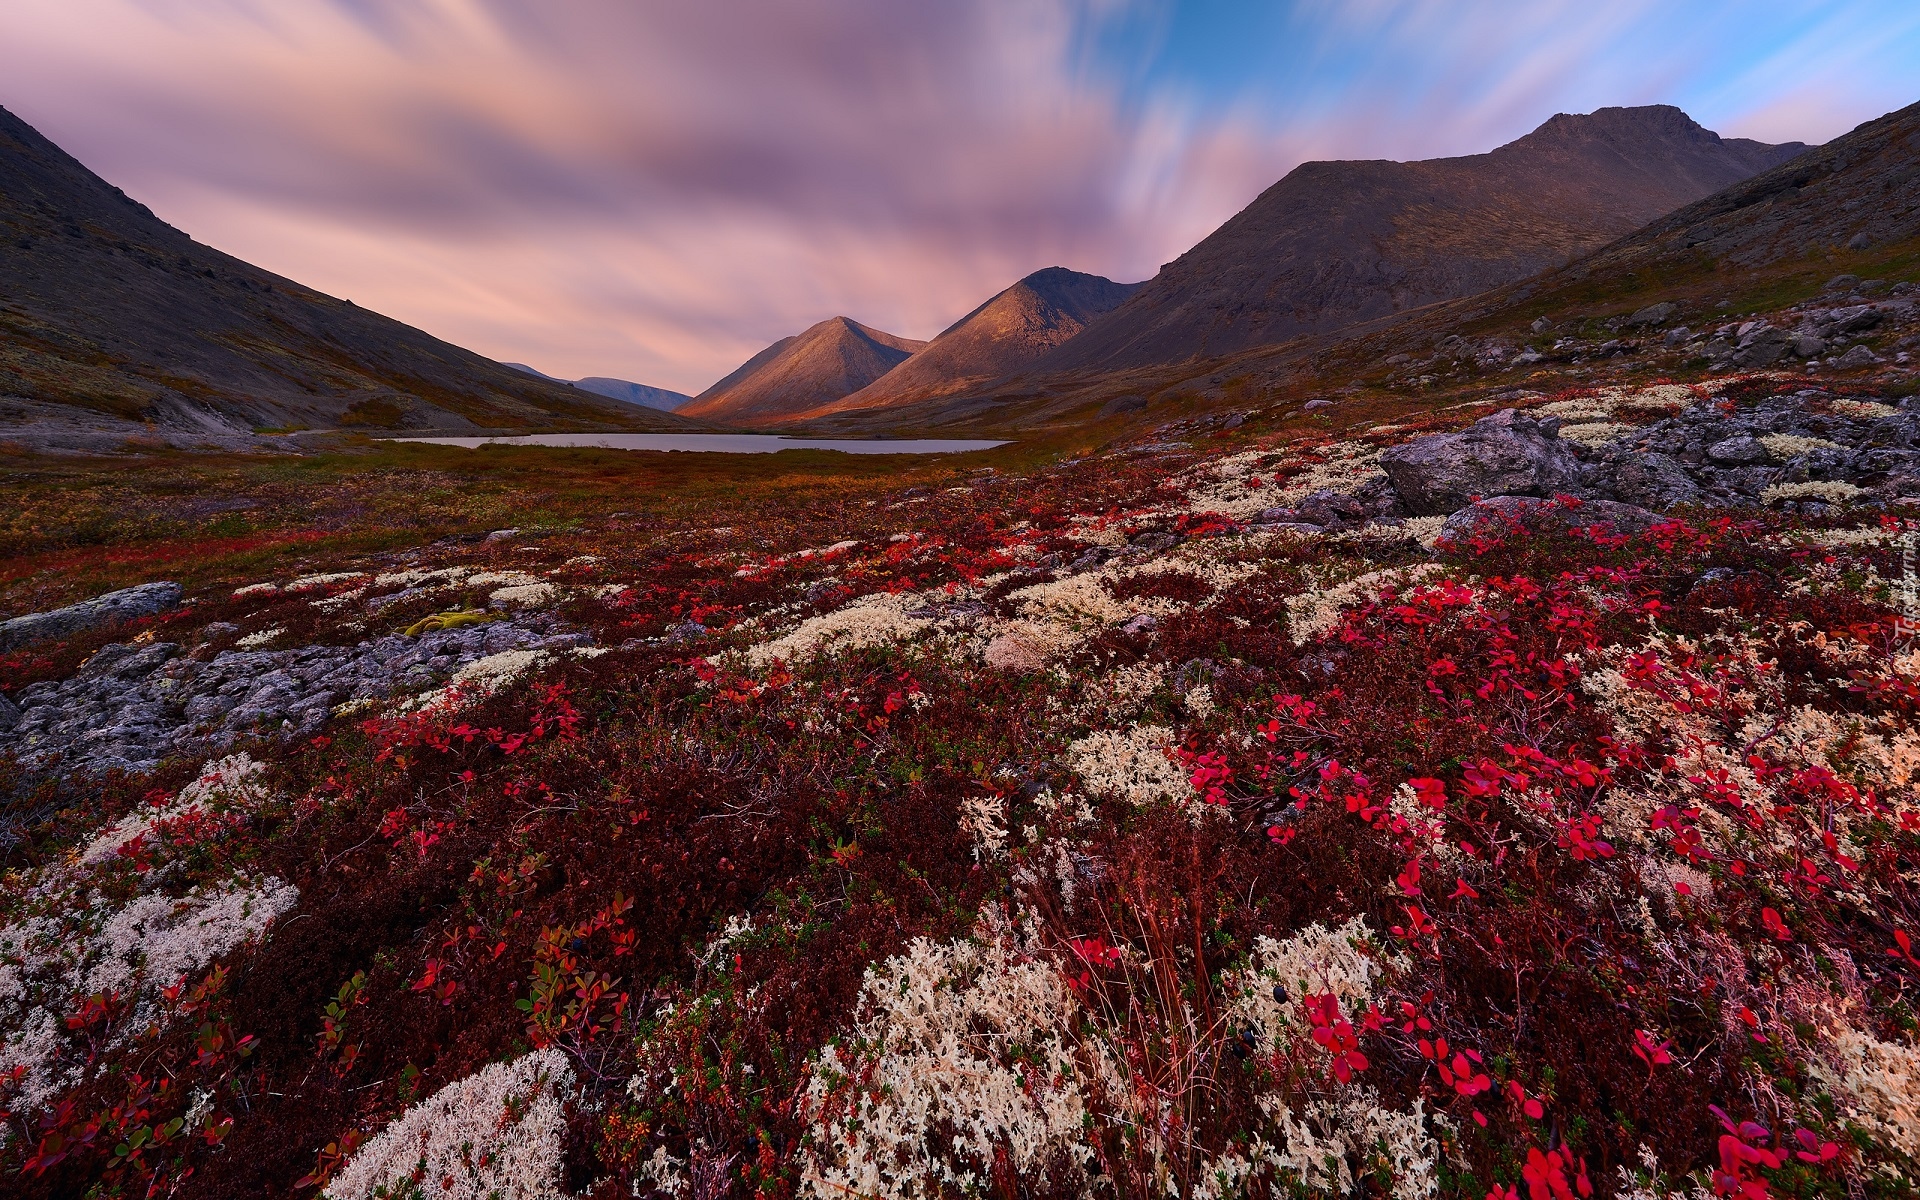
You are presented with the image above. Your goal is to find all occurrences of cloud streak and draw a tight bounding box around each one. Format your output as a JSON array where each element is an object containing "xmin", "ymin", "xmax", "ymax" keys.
[{"xmin": 0, "ymin": 0, "xmax": 1914, "ymax": 391}]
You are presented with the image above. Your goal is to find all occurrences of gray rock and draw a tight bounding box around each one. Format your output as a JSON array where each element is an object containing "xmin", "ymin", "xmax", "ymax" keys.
[
  {"xmin": 1437, "ymin": 497, "xmax": 1664, "ymax": 545},
  {"xmin": 1097, "ymin": 395, "xmax": 1147, "ymax": 418},
  {"xmin": 1609, "ymin": 452, "xmax": 1701, "ymax": 509},
  {"xmin": 0, "ymin": 693, "xmax": 17, "ymax": 732},
  {"xmin": 1707, "ymin": 435, "xmax": 1768, "ymax": 465},
  {"xmin": 0, "ymin": 581, "xmax": 183, "ymax": 651},
  {"xmin": 1294, "ymin": 489, "xmax": 1367, "ymax": 528},
  {"xmin": 1830, "ymin": 305, "xmax": 1883, "ymax": 334},
  {"xmin": 1825, "ymin": 274, "xmax": 1860, "ymax": 293},
  {"xmin": 1834, "ymin": 345, "xmax": 1882, "ymax": 369},
  {"xmin": 1732, "ymin": 327, "xmax": 1792, "ymax": 367},
  {"xmin": 1663, "ymin": 326, "xmax": 1693, "ymax": 347},
  {"xmin": 1627, "ymin": 302, "xmax": 1678, "ymax": 327},
  {"xmin": 1530, "ymin": 317, "xmax": 1553, "ymax": 334},
  {"xmin": 1848, "ymin": 232, "xmax": 1873, "ymax": 251},
  {"xmin": 1378, "ymin": 409, "xmax": 1578, "ymax": 516},
  {"xmin": 1792, "ymin": 333, "xmax": 1828, "ymax": 358},
  {"xmin": 1303, "ymin": 398, "xmax": 1335, "ymax": 411}
]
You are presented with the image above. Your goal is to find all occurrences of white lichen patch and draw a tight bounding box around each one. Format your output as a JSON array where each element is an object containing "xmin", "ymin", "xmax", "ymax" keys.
[
  {"xmin": 1808, "ymin": 1026, "xmax": 1920, "ymax": 1162},
  {"xmin": 488, "ymin": 582, "xmax": 559, "ymax": 609},
  {"xmin": 1065, "ymin": 725, "xmax": 1187, "ymax": 808},
  {"xmin": 1180, "ymin": 442, "xmax": 1385, "ymax": 521},
  {"xmin": 1830, "ymin": 398, "xmax": 1900, "ymax": 418},
  {"xmin": 79, "ymin": 752, "xmax": 268, "ymax": 864},
  {"xmin": 1759, "ymin": 433, "xmax": 1841, "ymax": 459},
  {"xmin": 1224, "ymin": 917, "xmax": 1405, "ymax": 1047},
  {"xmin": 287, "ymin": 572, "xmax": 366, "ymax": 591},
  {"xmin": 1285, "ymin": 565, "xmax": 1443, "ymax": 646},
  {"xmin": 404, "ymin": 650, "xmax": 551, "ymax": 712},
  {"xmin": 323, "ymin": 1049, "xmax": 573, "ymax": 1200},
  {"xmin": 1558, "ymin": 421, "xmax": 1629, "ymax": 447},
  {"xmin": 798, "ymin": 922, "xmax": 1119, "ymax": 1200},
  {"xmin": 747, "ymin": 592, "xmax": 932, "ymax": 669},
  {"xmin": 0, "ymin": 876, "xmax": 297, "ymax": 1113},
  {"xmin": 1761, "ymin": 480, "xmax": 1866, "ymax": 504}
]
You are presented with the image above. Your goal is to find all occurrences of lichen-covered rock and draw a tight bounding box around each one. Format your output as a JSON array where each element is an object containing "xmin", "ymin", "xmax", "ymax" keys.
[
  {"xmin": 0, "ymin": 581, "xmax": 182, "ymax": 650},
  {"xmin": 1608, "ymin": 451, "xmax": 1701, "ymax": 509},
  {"xmin": 1436, "ymin": 496, "xmax": 1663, "ymax": 545},
  {"xmin": 1378, "ymin": 409, "xmax": 1578, "ymax": 516}
]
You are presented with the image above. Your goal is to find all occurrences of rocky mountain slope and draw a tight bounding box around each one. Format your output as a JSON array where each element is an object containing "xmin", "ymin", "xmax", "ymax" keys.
[
  {"xmin": 504, "ymin": 363, "xmax": 691, "ymax": 411},
  {"xmin": 0, "ymin": 105, "xmax": 694, "ymax": 451},
  {"xmin": 801, "ymin": 267, "xmax": 1141, "ymax": 419},
  {"xmin": 675, "ymin": 317, "xmax": 926, "ymax": 426},
  {"xmin": 1479, "ymin": 98, "xmax": 1920, "ymax": 315},
  {"xmin": 1037, "ymin": 105, "xmax": 1808, "ymax": 375}
]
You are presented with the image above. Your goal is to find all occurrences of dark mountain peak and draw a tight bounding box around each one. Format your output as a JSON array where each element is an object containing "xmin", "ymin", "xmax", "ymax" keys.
[{"xmin": 1520, "ymin": 104, "xmax": 1708, "ymax": 145}]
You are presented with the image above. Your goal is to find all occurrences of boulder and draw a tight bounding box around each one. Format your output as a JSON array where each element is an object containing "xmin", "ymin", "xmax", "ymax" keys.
[
  {"xmin": 1378, "ymin": 409, "xmax": 1578, "ymax": 516},
  {"xmin": 1437, "ymin": 496, "xmax": 1664, "ymax": 546},
  {"xmin": 1830, "ymin": 305, "xmax": 1883, "ymax": 334},
  {"xmin": 1732, "ymin": 326, "xmax": 1792, "ymax": 368},
  {"xmin": 1609, "ymin": 451, "xmax": 1702, "ymax": 510},
  {"xmin": 1706, "ymin": 435, "xmax": 1768, "ymax": 465},
  {"xmin": 1834, "ymin": 345, "xmax": 1881, "ymax": 370},
  {"xmin": 1627, "ymin": 302, "xmax": 1678, "ymax": 327},
  {"xmin": 0, "ymin": 581, "xmax": 183, "ymax": 651}
]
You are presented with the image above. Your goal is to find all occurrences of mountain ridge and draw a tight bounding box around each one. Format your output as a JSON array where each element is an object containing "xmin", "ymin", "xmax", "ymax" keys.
[
  {"xmin": 1035, "ymin": 104, "xmax": 1809, "ymax": 375},
  {"xmin": 799, "ymin": 267, "xmax": 1141, "ymax": 420}
]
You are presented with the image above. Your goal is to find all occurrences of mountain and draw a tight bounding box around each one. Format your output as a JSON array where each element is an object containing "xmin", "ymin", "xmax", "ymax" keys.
[
  {"xmin": 799, "ymin": 267, "xmax": 1141, "ymax": 419},
  {"xmin": 503, "ymin": 363, "xmax": 691, "ymax": 411},
  {"xmin": 577, "ymin": 377, "xmax": 691, "ymax": 412},
  {"xmin": 1503, "ymin": 98, "xmax": 1920, "ymax": 290},
  {"xmin": 0, "ymin": 104, "xmax": 697, "ymax": 448},
  {"xmin": 1037, "ymin": 105, "xmax": 1809, "ymax": 375},
  {"xmin": 676, "ymin": 316, "xmax": 926, "ymax": 426}
]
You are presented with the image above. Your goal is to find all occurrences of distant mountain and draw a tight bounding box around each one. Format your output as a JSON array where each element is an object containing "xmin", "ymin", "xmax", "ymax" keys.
[
  {"xmin": 577, "ymin": 377, "xmax": 691, "ymax": 411},
  {"xmin": 801, "ymin": 267, "xmax": 1141, "ymax": 419},
  {"xmin": 1039, "ymin": 105, "xmax": 1809, "ymax": 374},
  {"xmin": 0, "ymin": 104, "xmax": 695, "ymax": 445},
  {"xmin": 677, "ymin": 317, "xmax": 926, "ymax": 426},
  {"xmin": 502, "ymin": 363, "xmax": 691, "ymax": 411}
]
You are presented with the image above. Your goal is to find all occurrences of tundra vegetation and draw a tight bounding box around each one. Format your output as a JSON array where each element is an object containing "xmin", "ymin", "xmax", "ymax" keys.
[{"xmin": 2, "ymin": 356, "xmax": 1920, "ymax": 1200}]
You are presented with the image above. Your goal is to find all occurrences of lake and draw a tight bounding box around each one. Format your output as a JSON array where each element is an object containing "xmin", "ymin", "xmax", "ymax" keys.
[{"xmin": 391, "ymin": 433, "xmax": 1008, "ymax": 455}]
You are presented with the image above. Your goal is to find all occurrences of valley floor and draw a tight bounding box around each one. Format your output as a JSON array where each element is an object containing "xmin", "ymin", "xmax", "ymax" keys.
[{"xmin": 2, "ymin": 355, "xmax": 1919, "ymax": 1200}]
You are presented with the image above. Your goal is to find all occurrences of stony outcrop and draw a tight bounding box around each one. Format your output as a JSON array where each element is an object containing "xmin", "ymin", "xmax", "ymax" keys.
[
  {"xmin": 0, "ymin": 582, "xmax": 183, "ymax": 651},
  {"xmin": 1379, "ymin": 410, "xmax": 1579, "ymax": 515},
  {"xmin": 3, "ymin": 618, "xmax": 586, "ymax": 776}
]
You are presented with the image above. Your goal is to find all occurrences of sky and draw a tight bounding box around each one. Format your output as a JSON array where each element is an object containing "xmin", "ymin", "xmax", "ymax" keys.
[{"xmin": 1, "ymin": 2, "xmax": 1917, "ymax": 394}]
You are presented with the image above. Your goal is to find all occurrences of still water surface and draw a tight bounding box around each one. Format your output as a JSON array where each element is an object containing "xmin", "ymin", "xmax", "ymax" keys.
[{"xmin": 392, "ymin": 433, "xmax": 1007, "ymax": 454}]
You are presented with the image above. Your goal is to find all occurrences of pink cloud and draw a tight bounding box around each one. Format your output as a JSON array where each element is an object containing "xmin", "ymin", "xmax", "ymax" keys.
[{"xmin": 0, "ymin": 1, "xmax": 1909, "ymax": 391}]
